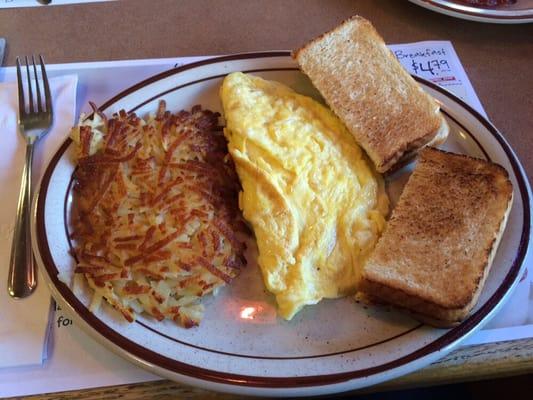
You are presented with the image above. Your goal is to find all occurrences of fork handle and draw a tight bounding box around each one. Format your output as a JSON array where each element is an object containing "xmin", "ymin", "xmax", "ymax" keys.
[{"xmin": 8, "ymin": 142, "xmax": 37, "ymax": 298}]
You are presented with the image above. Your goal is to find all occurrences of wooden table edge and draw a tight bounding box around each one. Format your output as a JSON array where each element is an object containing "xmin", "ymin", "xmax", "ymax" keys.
[{"xmin": 21, "ymin": 336, "xmax": 533, "ymax": 399}]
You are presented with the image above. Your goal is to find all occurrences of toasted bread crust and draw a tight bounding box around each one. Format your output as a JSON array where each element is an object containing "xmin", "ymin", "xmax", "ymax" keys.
[
  {"xmin": 360, "ymin": 148, "xmax": 513, "ymax": 326},
  {"xmin": 384, "ymin": 117, "xmax": 449, "ymax": 175},
  {"xmin": 293, "ymin": 16, "xmax": 444, "ymax": 173}
]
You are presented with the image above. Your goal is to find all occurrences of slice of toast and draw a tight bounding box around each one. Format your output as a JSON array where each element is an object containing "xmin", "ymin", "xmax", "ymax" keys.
[
  {"xmin": 359, "ymin": 147, "xmax": 513, "ymax": 327},
  {"xmin": 293, "ymin": 16, "xmax": 447, "ymax": 173}
]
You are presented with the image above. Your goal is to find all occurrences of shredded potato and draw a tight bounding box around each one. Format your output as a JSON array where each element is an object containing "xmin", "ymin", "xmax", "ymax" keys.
[{"xmin": 70, "ymin": 101, "xmax": 247, "ymax": 328}]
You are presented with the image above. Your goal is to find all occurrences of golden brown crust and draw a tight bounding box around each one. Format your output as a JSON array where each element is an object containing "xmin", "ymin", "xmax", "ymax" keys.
[
  {"xmin": 70, "ymin": 102, "xmax": 248, "ymax": 327},
  {"xmin": 360, "ymin": 284, "xmax": 462, "ymax": 328},
  {"xmin": 383, "ymin": 117, "xmax": 449, "ymax": 175},
  {"xmin": 360, "ymin": 148, "xmax": 513, "ymax": 326},
  {"xmin": 293, "ymin": 15, "xmax": 445, "ymax": 173}
]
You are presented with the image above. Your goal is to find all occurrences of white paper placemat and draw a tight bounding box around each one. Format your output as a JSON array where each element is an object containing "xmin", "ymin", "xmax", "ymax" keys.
[
  {"xmin": 0, "ymin": 42, "xmax": 531, "ymax": 397},
  {"xmin": 0, "ymin": 74, "xmax": 77, "ymax": 370}
]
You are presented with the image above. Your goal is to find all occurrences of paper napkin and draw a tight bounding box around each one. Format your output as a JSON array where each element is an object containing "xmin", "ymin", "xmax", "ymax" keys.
[{"xmin": 0, "ymin": 74, "xmax": 78, "ymax": 368}]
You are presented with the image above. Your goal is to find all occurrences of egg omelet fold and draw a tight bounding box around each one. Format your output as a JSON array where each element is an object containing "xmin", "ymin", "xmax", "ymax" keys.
[{"xmin": 220, "ymin": 72, "xmax": 388, "ymax": 320}]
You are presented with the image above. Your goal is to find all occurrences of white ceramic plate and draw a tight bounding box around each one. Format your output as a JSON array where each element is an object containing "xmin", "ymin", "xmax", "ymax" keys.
[
  {"xmin": 409, "ymin": 0, "xmax": 533, "ymax": 23},
  {"xmin": 32, "ymin": 53, "xmax": 531, "ymax": 397}
]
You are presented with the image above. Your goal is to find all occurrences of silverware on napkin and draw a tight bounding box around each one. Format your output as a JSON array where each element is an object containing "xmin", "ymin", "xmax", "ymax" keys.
[{"xmin": 7, "ymin": 55, "xmax": 53, "ymax": 298}]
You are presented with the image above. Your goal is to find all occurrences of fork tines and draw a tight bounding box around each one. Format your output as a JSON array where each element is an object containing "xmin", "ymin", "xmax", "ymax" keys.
[{"xmin": 16, "ymin": 55, "xmax": 52, "ymax": 117}]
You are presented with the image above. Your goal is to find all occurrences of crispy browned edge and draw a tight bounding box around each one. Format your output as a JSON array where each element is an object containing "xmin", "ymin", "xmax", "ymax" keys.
[
  {"xmin": 384, "ymin": 117, "xmax": 449, "ymax": 176},
  {"xmin": 359, "ymin": 148, "xmax": 514, "ymax": 328},
  {"xmin": 292, "ymin": 15, "xmax": 368, "ymax": 60},
  {"xmin": 292, "ymin": 15, "xmax": 446, "ymax": 173}
]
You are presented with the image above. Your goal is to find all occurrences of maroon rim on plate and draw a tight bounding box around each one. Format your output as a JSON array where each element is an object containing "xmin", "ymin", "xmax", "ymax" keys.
[
  {"xmin": 61, "ymin": 71, "xmax": 491, "ymax": 361},
  {"xmin": 416, "ymin": 0, "xmax": 533, "ymax": 20},
  {"xmin": 36, "ymin": 52, "xmax": 531, "ymax": 388}
]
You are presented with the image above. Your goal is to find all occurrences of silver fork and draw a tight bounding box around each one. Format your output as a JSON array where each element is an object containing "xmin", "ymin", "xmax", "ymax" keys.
[{"xmin": 8, "ymin": 55, "xmax": 53, "ymax": 298}]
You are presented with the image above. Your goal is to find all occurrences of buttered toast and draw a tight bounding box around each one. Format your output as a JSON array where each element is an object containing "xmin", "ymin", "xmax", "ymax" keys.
[
  {"xmin": 293, "ymin": 16, "xmax": 448, "ymax": 173},
  {"xmin": 359, "ymin": 148, "xmax": 513, "ymax": 327}
]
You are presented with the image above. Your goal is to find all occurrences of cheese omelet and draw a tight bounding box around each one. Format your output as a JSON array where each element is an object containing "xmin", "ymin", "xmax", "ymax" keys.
[{"xmin": 220, "ymin": 72, "xmax": 388, "ymax": 320}]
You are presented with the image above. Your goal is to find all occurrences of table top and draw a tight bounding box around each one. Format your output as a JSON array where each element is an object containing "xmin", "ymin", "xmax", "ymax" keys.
[{"xmin": 2, "ymin": 0, "xmax": 532, "ymax": 398}]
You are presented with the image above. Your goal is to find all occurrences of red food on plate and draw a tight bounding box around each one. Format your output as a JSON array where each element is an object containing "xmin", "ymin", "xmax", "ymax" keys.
[{"xmin": 457, "ymin": 0, "xmax": 517, "ymax": 6}]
